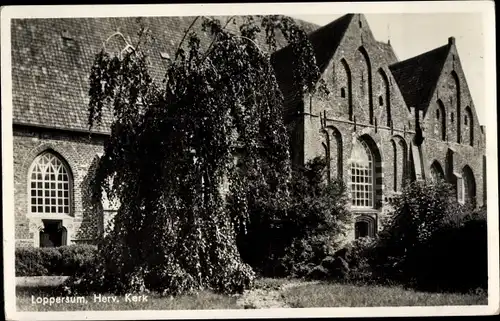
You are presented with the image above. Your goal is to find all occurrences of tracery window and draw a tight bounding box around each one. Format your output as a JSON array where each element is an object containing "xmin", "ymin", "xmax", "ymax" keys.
[
  {"xmin": 29, "ymin": 152, "xmax": 71, "ymax": 215},
  {"xmin": 350, "ymin": 140, "xmax": 374, "ymax": 208}
]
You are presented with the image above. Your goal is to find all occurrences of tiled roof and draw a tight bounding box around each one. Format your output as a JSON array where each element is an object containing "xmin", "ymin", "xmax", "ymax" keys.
[
  {"xmin": 389, "ymin": 43, "xmax": 451, "ymax": 111},
  {"xmin": 11, "ymin": 16, "xmax": 318, "ymax": 134},
  {"xmin": 272, "ymin": 14, "xmax": 354, "ymax": 118}
]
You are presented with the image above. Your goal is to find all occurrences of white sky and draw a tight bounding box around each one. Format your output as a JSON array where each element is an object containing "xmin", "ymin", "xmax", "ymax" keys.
[{"xmin": 292, "ymin": 14, "xmax": 485, "ymax": 125}]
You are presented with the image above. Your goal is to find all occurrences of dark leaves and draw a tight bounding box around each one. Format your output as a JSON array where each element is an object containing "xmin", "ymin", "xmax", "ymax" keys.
[{"xmin": 82, "ymin": 15, "xmax": 325, "ymax": 295}]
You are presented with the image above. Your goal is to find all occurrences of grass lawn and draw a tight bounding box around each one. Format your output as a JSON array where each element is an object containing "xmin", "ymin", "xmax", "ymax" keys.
[
  {"xmin": 16, "ymin": 278, "xmax": 487, "ymax": 311},
  {"xmin": 279, "ymin": 282, "xmax": 488, "ymax": 307}
]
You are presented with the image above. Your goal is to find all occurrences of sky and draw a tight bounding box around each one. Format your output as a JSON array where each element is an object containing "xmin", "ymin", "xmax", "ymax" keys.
[{"xmin": 292, "ymin": 13, "xmax": 486, "ymax": 125}]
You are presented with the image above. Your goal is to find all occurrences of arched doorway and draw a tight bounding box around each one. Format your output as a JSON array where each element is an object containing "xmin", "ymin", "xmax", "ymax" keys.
[
  {"xmin": 355, "ymin": 216, "xmax": 376, "ymax": 239},
  {"xmin": 39, "ymin": 220, "xmax": 67, "ymax": 247}
]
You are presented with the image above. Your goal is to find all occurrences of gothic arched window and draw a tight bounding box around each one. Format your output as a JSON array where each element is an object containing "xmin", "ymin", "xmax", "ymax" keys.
[
  {"xmin": 357, "ymin": 47, "xmax": 374, "ymax": 124},
  {"xmin": 350, "ymin": 140, "xmax": 374, "ymax": 208},
  {"xmin": 340, "ymin": 59, "xmax": 353, "ymax": 120},
  {"xmin": 29, "ymin": 151, "xmax": 72, "ymax": 215},
  {"xmin": 437, "ymin": 100, "xmax": 446, "ymax": 141},
  {"xmin": 465, "ymin": 106, "xmax": 474, "ymax": 146},
  {"xmin": 449, "ymin": 71, "xmax": 461, "ymax": 143},
  {"xmin": 378, "ymin": 68, "xmax": 391, "ymax": 127}
]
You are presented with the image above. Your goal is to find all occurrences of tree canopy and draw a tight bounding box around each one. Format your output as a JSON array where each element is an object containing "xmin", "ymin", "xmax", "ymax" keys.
[{"xmin": 77, "ymin": 15, "xmax": 326, "ymax": 295}]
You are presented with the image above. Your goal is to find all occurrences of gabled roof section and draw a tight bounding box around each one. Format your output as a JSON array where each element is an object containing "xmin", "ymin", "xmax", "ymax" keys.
[
  {"xmin": 10, "ymin": 16, "xmax": 317, "ymax": 134},
  {"xmin": 389, "ymin": 42, "xmax": 451, "ymax": 111},
  {"xmin": 272, "ymin": 14, "xmax": 354, "ymax": 117},
  {"xmin": 307, "ymin": 14, "xmax": 354, "ymax": 72}
]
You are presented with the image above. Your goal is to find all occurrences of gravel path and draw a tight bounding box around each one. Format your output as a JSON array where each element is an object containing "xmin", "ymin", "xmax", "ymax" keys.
[{"xmin": 236, "ymin": 280, "xmax": 320, "ymax": 309}]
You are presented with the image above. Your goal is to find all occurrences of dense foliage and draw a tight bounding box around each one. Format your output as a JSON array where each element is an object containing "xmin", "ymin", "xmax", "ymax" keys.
[
  {"xmin": 327, "ymin": 180, "xmax": 487, "ymax": 293},
  {"xmin": 15, "ymin": 245, "xmax": 97, "ymax": 277},
  {"xmin": 74, "ymin": 15, "xmax": 327, "ymax": 295},
  {"xmin": 232, "ymin": 157, "xmax": 351, "ymax": 278}
]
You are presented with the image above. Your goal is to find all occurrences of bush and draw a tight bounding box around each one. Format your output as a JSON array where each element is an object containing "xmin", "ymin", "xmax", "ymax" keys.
[
  {"xmin": 320, "ymin": 180, "xmax": 488, "ymax": 293},
  {"xmin": 58, "ymin": 244, "xmax": 98, "ymax": 275},
  {"xmin": 15, "ymin": 244, "xmax": 98, "ymax": 277},
  {"xmin": 233, "ymin": 157, "xmax": 352, "ymax": 278},
  {"xmin": 368, "ymin": 180, "xmax": 486, "ymax": 292}
]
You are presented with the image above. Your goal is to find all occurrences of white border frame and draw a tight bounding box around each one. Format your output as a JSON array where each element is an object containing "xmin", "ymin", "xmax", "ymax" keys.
[{"xmin": 2, "ymin": 2, "xmax": 498, "ymax": 319}]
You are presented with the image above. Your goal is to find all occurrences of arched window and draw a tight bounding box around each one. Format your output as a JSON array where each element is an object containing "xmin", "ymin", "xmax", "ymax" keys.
[
  {"xmin": 350, "ymin": 140, "xmax": 374, "ymax": 208},
  {"xmin": 391, "ymin": 137, "xmax": 408, "ymax": 191},
  {"xmin": 378, "ymin": 69, "xmax": 391, "ymax": 127},
  {"xmin": 340, "ymin": 59, "xmax": 353, "ymax": 120},
  {"xmin": 430, "ymin": 160, "xmax": 445, "ymax": 183},
  {"xmin": 437, "ymin": 100, "xmax": 446, "ymax": 141},
  {"xmin": 29, "ymin": 152, "xmax": 72, "ymax": 215},
  {"xmin": 465, "ymin": 106, "xmax": 474, "ymax": 146},
  {"xmin": 449, "ymin": 71, "xmax": 461, "ymax": 143},
  {"xmin": 357, "ymin": 47, "xmax": 373, "ymax": 124}
]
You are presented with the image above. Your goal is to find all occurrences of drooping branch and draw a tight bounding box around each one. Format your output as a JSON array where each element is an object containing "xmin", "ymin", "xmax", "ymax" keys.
[{"xmin": 174, "ymin": 16, "xmax": 201, "ymax": 61}]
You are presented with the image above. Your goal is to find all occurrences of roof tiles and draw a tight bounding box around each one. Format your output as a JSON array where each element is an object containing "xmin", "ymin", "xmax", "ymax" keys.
[{"xmin": 389, "ymin": 43, "xmax": 451, "ymax": 111}]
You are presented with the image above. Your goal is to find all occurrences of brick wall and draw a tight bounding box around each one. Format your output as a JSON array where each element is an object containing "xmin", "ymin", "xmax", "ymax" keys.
[
  {"xmin": 420, "ymin": 38, "xmax": 486, "ymax": 207},
  {"xmin": 13, "ymin": 125, "xmax": 106, "ymax": 247},
  {"xmin": 294, "ymin": 15, "xmax": 416, "ymax": 241},
  {"xmin": 289, "ymin": 15, "xmax": 485, "ymax": 243}
]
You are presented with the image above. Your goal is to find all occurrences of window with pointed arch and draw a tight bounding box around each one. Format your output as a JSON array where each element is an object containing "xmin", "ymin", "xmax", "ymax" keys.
[
  {"xmin": 29, "ymin": 152, "xmax": 72, "ymax": 215},
  {"xmin": 350, "ymin": 139, "xmax": 374, "ymax": 208}
]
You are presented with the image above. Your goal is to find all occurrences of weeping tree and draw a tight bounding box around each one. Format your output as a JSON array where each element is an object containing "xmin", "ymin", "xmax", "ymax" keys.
[{"xmin": 72, "ymin": 16, "xmax": 325, "ymax": 295}]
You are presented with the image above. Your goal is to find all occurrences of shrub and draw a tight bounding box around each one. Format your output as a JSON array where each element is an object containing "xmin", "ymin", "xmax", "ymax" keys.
[
  {"xmin": 58, "ymin": 244, "xmax": 98, "ymax": 275},
  {"xmin": 15, "ymin": 247, "xmax": 49, "ymax": 276},
  {"xmin": 322, "ymin": 180, "xmax": 488, "ymax": 293},
  {"xmin": 234, "ymin": 157, "xmax": 352, "ymax": 278},
  {"xmin": 15, "ymin": 244, "xmax": 98, "ymax": 277},
  {"xmin": 370, "ymin": 180, "xmax": 487, "ymax": 292},
  {"xmin": 314, "ymin": 236, "xmax": 377, "ymax": 284}
]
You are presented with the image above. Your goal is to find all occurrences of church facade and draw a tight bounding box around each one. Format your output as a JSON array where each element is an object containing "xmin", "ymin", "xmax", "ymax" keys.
[{"xmin": 10, "ymin": 14, "xmax": 486, "ymax": 248}]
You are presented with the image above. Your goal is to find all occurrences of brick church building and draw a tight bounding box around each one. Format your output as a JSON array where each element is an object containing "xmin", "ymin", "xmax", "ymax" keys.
[{"xmin": 11, "ymin": 14, "xmax": 486, "ymax": 247}]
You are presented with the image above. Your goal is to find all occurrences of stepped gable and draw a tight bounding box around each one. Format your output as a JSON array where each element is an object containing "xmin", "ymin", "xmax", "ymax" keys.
[
  {"xmin": 11, "ymin": 16, "xmax": 317, "ymax": 134},
  {"xmin": 271, "ymin": 14, "xmax": 354, "ymax": 119},
  {"xmin": 389, "ymin": 43, "xmax": 451, "ymax": 112}
]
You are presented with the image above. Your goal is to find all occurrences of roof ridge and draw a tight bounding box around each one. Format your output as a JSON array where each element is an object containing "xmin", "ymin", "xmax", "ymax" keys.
[
  {"xmin": 390, "ymin": 43, "xmax": 449, "ymax": 70},
  {"xmin": 389, "ymin": 42, "xmax": 451, "ymax": 111}
]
